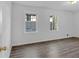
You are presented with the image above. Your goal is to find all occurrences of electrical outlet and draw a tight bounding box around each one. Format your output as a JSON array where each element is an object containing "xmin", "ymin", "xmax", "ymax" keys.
[{"xmin": 67, "ymin": 34, "xmax": 69, "ymax": 38}]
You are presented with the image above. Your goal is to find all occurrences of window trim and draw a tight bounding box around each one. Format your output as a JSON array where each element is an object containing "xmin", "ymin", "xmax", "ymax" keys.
[
  {"xmin": 49, "ymin": 15, "xmax": 58, "ymax": 32},
  {"xmin": 24, "ymin": 13, "xmax": 38, "ymax": 33}
]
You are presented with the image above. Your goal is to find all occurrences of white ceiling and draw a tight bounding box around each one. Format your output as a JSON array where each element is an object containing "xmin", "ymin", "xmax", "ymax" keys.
[{"xmin": 13, "ymin": 1, "xmax": 79, "ymax": 12}]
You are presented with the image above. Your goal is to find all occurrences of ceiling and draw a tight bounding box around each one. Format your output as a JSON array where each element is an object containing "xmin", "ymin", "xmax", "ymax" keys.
[{"xmin": 13, "ymin": 1, "xmax": 79, "ymax": 12}]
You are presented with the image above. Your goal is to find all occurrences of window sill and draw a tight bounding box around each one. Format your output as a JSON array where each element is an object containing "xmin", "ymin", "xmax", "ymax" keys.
[{"xmin": 24, "ymin": 31, "xmax": 38, "ymax": 33}]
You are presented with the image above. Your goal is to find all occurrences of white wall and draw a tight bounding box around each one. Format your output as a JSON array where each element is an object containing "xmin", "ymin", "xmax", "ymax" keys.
[
  {"xmin": 11, "ymin": 3, "xmax": 74, "ymax": 46},
  {"xmin": 0, "ymin": 9, "xmax": 2, "ymax": 34},
  {"xmin": 0, "ymin": 1, "xmax": 12, "ymax": 57},
  {"xmin": 72, "ymin": 12, "xmax": 79, "ymax": 37}
]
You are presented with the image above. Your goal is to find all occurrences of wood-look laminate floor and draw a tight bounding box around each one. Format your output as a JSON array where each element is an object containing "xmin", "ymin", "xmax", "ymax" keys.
[{"xmin": 10, "ymin": 37, "xmax": 79, "ymax": 58}]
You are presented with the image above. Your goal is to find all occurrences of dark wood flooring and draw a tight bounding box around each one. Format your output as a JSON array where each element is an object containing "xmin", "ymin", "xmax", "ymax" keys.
[{"xmin": 10, "ymin": 37, "xmax": 79, "ymax": 58}]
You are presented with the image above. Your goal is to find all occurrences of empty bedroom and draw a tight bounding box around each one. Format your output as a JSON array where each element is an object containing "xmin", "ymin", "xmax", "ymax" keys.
[{"xmin": 1, "ymin": 0, "xmax": 79, "ymax": 58}]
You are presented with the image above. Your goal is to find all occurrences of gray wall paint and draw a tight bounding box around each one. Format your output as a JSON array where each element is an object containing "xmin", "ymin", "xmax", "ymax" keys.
[
  {"xmin": 11, "ymin": 3, "xmax": 73, "ymax": 46},
  {"xmin": 0, "ymin": 2, "xmax": 12, "ymax": 57},
  {"xmin": 73, "ymin": 12, "xmax": 79, "ymax": 37}
]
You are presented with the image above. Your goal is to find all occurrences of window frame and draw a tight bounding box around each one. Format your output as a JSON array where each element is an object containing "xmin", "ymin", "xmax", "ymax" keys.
[
  {"xmin": 49, "ymin": 15, "xmax": 58, "ymax": 31},
  {"xmin": 24, "ymin": 13, "xmax": 38, "ymax": 33}
]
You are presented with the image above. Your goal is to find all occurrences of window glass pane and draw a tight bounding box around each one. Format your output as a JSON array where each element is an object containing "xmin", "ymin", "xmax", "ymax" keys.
[
  {"xmin": 31, "ymin": 22, "xmax": 36, "ymax": 31},
  {"xmin": 31, "ymin": 15, "xmax": 36, "ymax": 21},
  {"xmin": 25, "ymin": 22, "xmax": 36, "ymax": 32},
  {"xmin": 50, "ymin": 16, "xmax": 53, "ymax": 30},
  {"xmin": 50, "ymin": 17, "xmax": 53, "ymax": 22},
  {"xmin": 50, "ymin": 16, "xmax": 53, "ymax": 22},
  {"xmin": 25, "ymin": 14, "xmax": 37, "ymax": 32},
  {"xmin": 50, "ymin": 16, "xmax": 58, "ymax": 31},
  {"xmin": 26, "ymin": 14, "xmax": 31, "ymax": 21},
  {"xmin": 50, "ymin": 22, "xmax": 52, "ymax": 30}
]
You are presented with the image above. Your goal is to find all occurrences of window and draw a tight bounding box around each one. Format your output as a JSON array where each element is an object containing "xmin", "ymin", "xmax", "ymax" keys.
[
  {"xmin": 24, "ymin": 14, "xmax": 37, "ymax": 32},
  {"xmin": 50, "ymin": 16, "xmax": 58, "ymax": 31}
]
